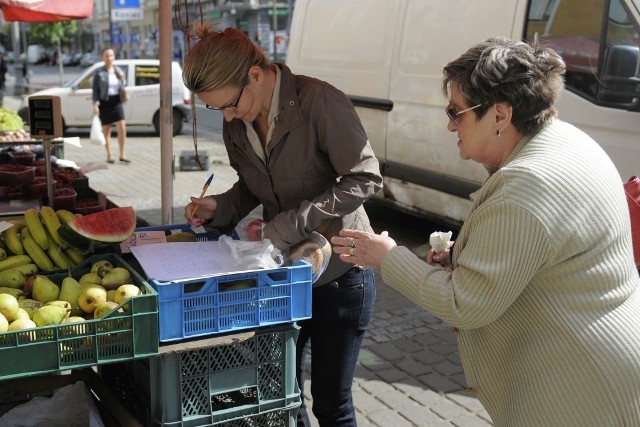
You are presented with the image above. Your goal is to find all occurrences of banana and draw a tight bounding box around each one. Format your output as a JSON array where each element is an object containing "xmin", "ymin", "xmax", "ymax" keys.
[
  {"xmin": 0, "ymin": 269, "xmax": 27, "ymax": 289},
  {"xmin": 24, "ymin": 208, "xmax": 49, "ymax": 251},
  {"xmin": 46, "ymin": 232, "xmax": 74, "ymax": 270},
  {"xmin": 0, "ymin": 287, "xmax": 24, "ymax": 299},
  {"xmin": 56, "ymin": 209, "xmax": 79, "ymax": 224},
  {"xmin": 40, "ymin": 206, "xmax": 67, "ymax": 248},
  {"xmin": 0, "ymin": 255, "xmax": 32, "ymax": 272},
  {"xmin": 10, "ymin": 263, "xmax": 39, "ymax": 276},
  {"xmin": 1, "ymin": 220, "xmax": 26, "ymax": 255},
  {"xmin": 21, "ymin": 228, "xmax": 56, "ymax": 272},
  {"xmin": 64, "ymin": 246, "xmax": 86, "ymax": 265}
]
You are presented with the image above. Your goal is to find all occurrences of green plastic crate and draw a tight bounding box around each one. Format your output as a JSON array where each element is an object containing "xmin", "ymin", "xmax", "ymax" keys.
[
  {"xmin": 102, "ymin": 323, "xmax": 301, "ymax": 427},
  {"xmin": 0, "ymin": 253, "xmax": 159, "ymax": 381}
]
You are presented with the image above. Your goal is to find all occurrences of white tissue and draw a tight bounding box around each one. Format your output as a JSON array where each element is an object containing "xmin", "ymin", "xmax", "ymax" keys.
[{"xmin": 429, "ymin": 231, "xmax": 452, "ymax": 253}]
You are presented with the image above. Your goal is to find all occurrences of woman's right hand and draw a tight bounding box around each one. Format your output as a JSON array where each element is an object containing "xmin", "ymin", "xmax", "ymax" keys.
[
  {"xmin": 426, "ymin": 242, "xmax": 453, "ymax": 267},
  {"xmin": 93, "ymin": 105, "xmax": 99, "ymax": 116},
  {"xmin": 185, "ymin": 196, "xmax": 217, "ymax": 227}
]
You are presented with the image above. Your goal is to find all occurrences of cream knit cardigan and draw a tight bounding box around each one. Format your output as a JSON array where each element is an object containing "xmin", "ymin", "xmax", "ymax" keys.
[{"xmin": 382, "ymin": 120, "xmax": 640, "ymax": 426}]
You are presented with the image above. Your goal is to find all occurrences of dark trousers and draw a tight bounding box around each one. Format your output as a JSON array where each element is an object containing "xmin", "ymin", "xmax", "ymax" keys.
[{"xmin": 296, "ymin": 267, "xmax": 376, "ymax": 427}]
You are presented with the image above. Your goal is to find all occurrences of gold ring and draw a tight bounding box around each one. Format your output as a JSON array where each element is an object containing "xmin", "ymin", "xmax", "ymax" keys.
[
  {"xmin": 349, "ymin": 247, "xmax": 355, "ymax": 256},
  {"xmin": 349, "ymin": 240, "xmax": 356, "ymax": 248}
]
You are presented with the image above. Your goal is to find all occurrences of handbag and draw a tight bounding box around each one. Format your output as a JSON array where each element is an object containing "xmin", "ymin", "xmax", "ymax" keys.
[
  {"xmin": 120, "ymin": 86, "xmax": 129, "ymax": 103},
  {"xmin": 90, "ymin": 115, "xmax": 105, "ymax": 146},
  {"xmin": 624, "ymin": 175, "xmax": 640, "ymax": 268}
]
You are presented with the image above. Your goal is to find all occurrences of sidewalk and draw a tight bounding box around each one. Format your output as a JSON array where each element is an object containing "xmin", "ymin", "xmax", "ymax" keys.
[{"xmin": 4, "ymin": 92, "xmax": 494, "ymax": 426}]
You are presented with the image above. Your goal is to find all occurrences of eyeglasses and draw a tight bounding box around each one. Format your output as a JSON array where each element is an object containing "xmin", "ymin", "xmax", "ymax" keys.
[
  {"xmin": 205, "ymin": 73, "xmax": 249, "ymax": 111},
  {"xmin": 445, "ymin": 103, "xmax": 482, "ymax": 123}
]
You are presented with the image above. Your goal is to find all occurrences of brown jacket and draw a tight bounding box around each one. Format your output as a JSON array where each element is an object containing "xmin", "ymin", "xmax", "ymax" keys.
[{"xmin": 210, "ymin": 64, "xmax": 383, "ymax": 285}]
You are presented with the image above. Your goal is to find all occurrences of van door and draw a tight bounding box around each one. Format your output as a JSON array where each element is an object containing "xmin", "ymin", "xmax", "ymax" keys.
[{"xmin": 128, "ymin": 62, "xmax": 162, "ymax": 125}]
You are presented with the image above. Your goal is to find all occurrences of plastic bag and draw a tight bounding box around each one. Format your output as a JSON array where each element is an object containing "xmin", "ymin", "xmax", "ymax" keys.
[
  {"xmin": 90, "ymin": 115, "xmax": 105, "ymax": 146},
  {"xmin": 218, "ymin": 235, "xmax": 283, "ymax": 270}
]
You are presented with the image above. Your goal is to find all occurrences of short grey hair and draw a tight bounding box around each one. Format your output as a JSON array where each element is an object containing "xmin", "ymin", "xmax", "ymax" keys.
[{"xmin": 442, "ymin": 36, "xmax": 566, "ymax": 136}]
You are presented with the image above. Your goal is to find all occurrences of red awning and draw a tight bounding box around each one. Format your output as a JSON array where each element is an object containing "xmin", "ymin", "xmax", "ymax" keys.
[{"xmin": 0, "ymin": 0, "xmax": 93, "ymax": 22}]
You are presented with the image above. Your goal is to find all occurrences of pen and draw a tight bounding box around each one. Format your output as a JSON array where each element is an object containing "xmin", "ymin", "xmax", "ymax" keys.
[{"xmin": 191, "ymin": 173, "xmax": 214, "ymax": 218}]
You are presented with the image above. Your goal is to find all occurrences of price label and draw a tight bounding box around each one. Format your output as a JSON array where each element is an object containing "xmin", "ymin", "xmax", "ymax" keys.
[{"xmin": 119, "ymin": 231, "xmax": 167, "ymax": 253}]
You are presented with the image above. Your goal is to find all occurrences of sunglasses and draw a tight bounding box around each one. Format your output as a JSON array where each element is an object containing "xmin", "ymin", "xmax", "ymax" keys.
[
  {"xmin": 205, "ymin": 73, "xmax": 249, "ymax": 111},
  {"xmin": 445, "ymin": 103, "xmax": 482, "ymax": 123}
]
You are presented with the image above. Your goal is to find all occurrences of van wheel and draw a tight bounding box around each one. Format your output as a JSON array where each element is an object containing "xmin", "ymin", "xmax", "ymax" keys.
[{"xmin": 153, "ymin": 110, "xmax": 184, "ymax": 136}]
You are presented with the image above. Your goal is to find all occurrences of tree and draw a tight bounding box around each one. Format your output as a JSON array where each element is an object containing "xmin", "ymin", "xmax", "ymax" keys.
[{"xmin": 30, "ymin": 21, "xmax": 78, "ymax": 85}]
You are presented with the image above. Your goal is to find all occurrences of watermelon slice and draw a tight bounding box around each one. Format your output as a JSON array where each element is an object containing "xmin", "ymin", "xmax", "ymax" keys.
[{"xmin": 59, "ymin": 206, "xmax": 136, "ymax": 252}]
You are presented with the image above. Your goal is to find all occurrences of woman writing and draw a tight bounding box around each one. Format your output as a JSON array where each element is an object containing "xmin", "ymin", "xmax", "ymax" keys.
[
  {"xmin": 92, "ymin": 47, "xmax": 129, "ymax": 163},
  {"xmin": 182, "ymin": 26, "xmax": 383, "ymax": 426},
  {"xmin": 333, "ymin": 36, "xmax": 640, "ymax": 426}
]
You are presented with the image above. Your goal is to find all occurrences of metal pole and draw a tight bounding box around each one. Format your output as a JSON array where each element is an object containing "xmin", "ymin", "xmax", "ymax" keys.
[
  {"xmin": 272, "ymin": 1, "xmax": 278, "ymax": 62},
  {"xmin": 11, "ymin": 22, "xmax": 23, "ymax": 96},
  {"xmin": 159, "ymin": 0, "xmax": 174, "ymax": 224}
]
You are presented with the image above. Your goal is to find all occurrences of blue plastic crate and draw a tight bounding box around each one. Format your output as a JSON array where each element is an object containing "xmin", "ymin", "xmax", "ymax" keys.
[
  {"xmin": 135, "ymin": 223, "xmax": 238, "ymax": 242},
  {"xmin": 101, "ymin": 323, "xmax": 301, "ymax": 426},
  {"xmin": 149, "ymin": 261, "xmax": 312, "ymax": 342}
]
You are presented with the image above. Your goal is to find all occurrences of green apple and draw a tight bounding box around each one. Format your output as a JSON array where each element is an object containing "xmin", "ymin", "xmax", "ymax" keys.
[{"xmin": 0, "ymin": 313, "xmax": 8, "ymax": 332}]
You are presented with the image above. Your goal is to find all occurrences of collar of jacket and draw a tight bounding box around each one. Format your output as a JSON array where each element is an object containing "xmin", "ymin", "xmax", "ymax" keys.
[{"xmin": 226, "ymin": 63, "xmax": 304, "ymax": 153}]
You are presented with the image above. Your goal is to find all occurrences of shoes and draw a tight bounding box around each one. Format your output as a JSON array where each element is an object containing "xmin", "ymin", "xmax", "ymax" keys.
[
  {"xmin": 119, "ymin": 158, "xmax": 131, "ymax": 163},
  {"xmin": 107, "ymin": 159, "xmax": 115, "ymax": 163}
]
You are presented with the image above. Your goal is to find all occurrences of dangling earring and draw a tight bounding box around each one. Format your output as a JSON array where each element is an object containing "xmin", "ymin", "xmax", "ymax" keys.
[{"xmin": 496, "ymin": 129, "xmax": 501, "ymax": 137}]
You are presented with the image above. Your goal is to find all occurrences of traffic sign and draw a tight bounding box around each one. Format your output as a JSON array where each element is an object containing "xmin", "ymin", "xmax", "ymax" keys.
[
  {"xmin": 113, "ymin": 0, "xmax": 140, "ymax": 8},
  {"xmin": 111, "ymin": 8, "xmax": 144, "ymax": 21}
]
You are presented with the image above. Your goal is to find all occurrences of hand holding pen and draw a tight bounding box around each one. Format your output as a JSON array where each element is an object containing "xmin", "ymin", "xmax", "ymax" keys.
[{"xmin": 186, "ymin": 174, "xmax": 216, "ymax": 225}]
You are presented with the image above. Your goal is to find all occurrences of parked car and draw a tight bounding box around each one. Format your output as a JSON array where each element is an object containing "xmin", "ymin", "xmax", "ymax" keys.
[
  {"xmin": 79, "ymin": 52, "xmax": 99, "ymax": 67},
  {"xmin": 18, "ymin": 59, "xmax": 192, "ymax": 136}
]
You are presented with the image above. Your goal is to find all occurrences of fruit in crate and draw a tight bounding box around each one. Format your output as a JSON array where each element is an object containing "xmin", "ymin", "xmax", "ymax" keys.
[
  {"xmin": 31, "ymin": 275, "xmax": 61, "ymax": 303},
  {"xmin": 8, "ymin": 318, "xmax": 36, "ymax": 331},
  {"xmin": 33, "ymin": 304, "xmax": 70, "ymax": 326},
  {"xmin": 13, "ymin": 308, "xmax": 30, "ymax": 321},
  {"xmin": 94, "ymin": 301, "xmax": 122, "ymax": 319},
  {"xmin": 0, "ymin": 107, "xmax": 30, "ymax": 141},
  {"xmin": 0, "ymin": 313, "xmax": 8, "ymax": 332},
  {"xmin": 59, "ymin": 276, "xmax": 83, "ymax": 316},
  {"xmin": 101, "ymin": 267, "xmax": 131, "ymax": 290},
  {"xmin": 0, "ymin": 293, "xmax": 19, "ymax": 321},
  {"xmin": 58, "ymin": 207, "xmax": 137, "ymax": 252},
  {"xmin": 79, "ymin": 272, "xmax": 101, "ymax": 286},
  {"xmin": 91, "ymin": 260, "xmax": 114, "ymax": 278},
  {"xmin": 77, "ymin": 284, "xmax": 107, "ymax": 314},
  {"xmin": 18, "ymin": 298, "xmax": 43, "ymax": 318},
  {"xmin": 114, "ymin": 284, "xmax": 141, "ymax": 311}
]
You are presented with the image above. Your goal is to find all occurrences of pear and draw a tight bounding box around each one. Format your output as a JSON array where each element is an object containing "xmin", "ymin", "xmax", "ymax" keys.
[
  {"xmin": 100, "ymin": 267, "xmax": 132, "ymax": 290},
  {"xmin": 94, "ymin": 301, "xmax": 122, "ymax": 319},
  {"xmin": 46, "ymin": 300, "xmax": 73, "ymax": 315},
  {"xmin": 0, "ymin": 293, "xmax": 19, "ymax": 321},
  {"xmin": 32, "ymin": 275, "xmax": 60, "ymax": 304},
  {"xmin": 8, "ymin": 318, "xmax": 37, "ymax": 331},
  {"xmin": 106, "ymin": 289, "xmax": 117, "ymax": 302},
  {"xmin": 91, "ymin": 260, "xmax": 114, "ymax": 278},
  {"xmin": 114, "ymin": 284, "xmax": 141, "ymax": 311},
  {"xmin": 18, "ymin": 298, "xmax": 44, "ymax": 318},
  {"xmin": 79, "ymin": 272, "xmax": 102, "ymax": 286},
  {"xmin": 33, "ymin": 305, "xmax": 70, "ymax": 327},
  {"xmin": 59, "ymin": 276, "xmax": 83, "ymax": 315},
  {"xmin": 14, "ymin": 308, "xmax": 31, "ymax": 321},
  {"xmin": 0, "ymin": 313, "xmax": 8, "ymax": 332},
  {"xmin": 62, "ymin": 316, "xmax": 86, "ymax": 324},
  {"xmin": 78, "ymin": 285, "xmax": 107, "ymax": 314}
]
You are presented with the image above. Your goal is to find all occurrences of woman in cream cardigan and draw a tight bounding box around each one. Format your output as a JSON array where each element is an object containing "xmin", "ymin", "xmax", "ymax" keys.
[{"xmin": 333, "ymin": 36, "xmax": 640, "ymax": 427}]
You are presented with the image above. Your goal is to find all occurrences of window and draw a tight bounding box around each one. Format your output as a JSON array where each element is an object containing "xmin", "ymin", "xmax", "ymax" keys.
[
  {"xmin": 134, "ymin": 65, "xmax": 160, "ymax": 86},
  {"xmin": 526, "ymin": 0, "xmax": 640, "ymax": 110}
]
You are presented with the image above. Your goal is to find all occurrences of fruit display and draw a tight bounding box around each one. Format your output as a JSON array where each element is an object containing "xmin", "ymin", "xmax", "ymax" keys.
[
  {"xmin": 58, "ymin": 206, "xmax": 136, "ymax": 252},
  {"xmin": 0, "ymin": 207, "xmax": 136, "ymax": 278},
  {"xmin": 0, "ymin": 107, "xmax": 30, "ymax": 141},
  {"xmin": 0, "ymin": 259, "xmax": 143, "ymax": 333}
]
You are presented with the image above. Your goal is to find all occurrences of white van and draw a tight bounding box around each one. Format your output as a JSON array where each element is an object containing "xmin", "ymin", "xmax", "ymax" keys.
[
  {"xmin": 18, "ymin": 59, "xmax": 191, "ymax": 136},
  {"xmin": 286, "ymin": 0, "xmax": 640, "ymax": 225}
]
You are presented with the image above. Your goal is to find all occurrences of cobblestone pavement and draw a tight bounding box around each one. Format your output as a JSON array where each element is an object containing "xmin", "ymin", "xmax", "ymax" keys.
[{"xmin": 4, "ymin": 89, "xmax": 494, "ymax": 426}]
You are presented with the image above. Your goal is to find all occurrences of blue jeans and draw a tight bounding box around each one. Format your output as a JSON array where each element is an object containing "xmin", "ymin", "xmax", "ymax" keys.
[{"xmin": 296, "ymin": 267, "xmax": 376, "ymax": 427}]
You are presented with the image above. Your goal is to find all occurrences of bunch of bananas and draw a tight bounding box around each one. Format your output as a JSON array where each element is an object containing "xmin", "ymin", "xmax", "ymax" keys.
[{"xmin": 0, "ymin": 208, "xmax": 86, "ymax": 288}]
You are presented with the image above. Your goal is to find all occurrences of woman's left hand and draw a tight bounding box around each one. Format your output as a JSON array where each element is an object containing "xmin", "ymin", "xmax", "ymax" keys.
[{"xmin": 331, "ymin": 229, "xmax": 397, "ymax": 269}]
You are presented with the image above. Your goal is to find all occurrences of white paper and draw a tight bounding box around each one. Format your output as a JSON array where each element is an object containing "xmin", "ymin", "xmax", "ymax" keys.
[{"xmin": 130, "ymin": 241, "xmax": 252, "ymax": 282}]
